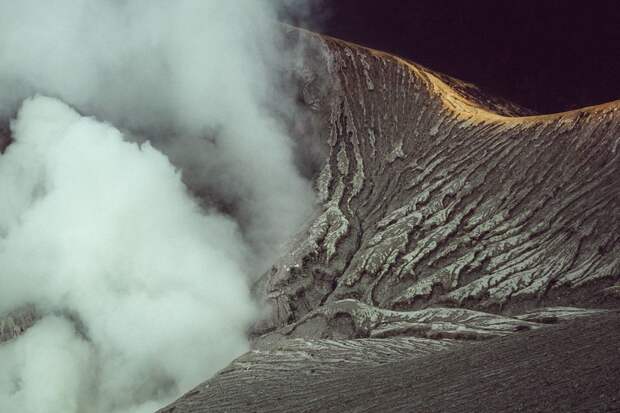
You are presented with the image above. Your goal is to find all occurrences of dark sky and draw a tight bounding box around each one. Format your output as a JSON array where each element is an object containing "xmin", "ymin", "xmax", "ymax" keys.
[{"xmin": 295, "ymin": 0, "xmax": 620, "ymax": 114}]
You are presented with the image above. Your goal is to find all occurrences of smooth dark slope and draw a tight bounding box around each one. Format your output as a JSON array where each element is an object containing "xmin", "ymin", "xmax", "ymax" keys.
[{"xmin": 160, "ymin": 311, "xmax": 620, "ymax": 413}]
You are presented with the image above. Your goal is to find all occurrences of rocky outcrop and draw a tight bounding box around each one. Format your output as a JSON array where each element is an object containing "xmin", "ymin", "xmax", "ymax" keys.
[
  {"xmin": 0, "ymin": 306, "xmax": 38, "ymax": 344},
  {"xmin": 0, "ymin": 122, "xmax": 9, "ymax": 153},
  {"xmin": 253, "ymin": 300, "xmax": 607, "ymax": 345}
]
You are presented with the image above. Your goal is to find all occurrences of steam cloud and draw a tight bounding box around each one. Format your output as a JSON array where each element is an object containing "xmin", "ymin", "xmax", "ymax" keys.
[{"xmin": 0, "ymin": 1, "xmax": 314, "ymax": 412}]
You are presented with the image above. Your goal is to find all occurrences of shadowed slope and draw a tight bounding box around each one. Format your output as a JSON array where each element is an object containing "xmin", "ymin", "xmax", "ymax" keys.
[{"xmin": 158, "ymin": 311, "xmax": 620, "ymax": 413}]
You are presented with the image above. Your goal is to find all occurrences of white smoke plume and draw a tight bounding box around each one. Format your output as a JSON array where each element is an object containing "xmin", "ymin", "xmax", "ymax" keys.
[
  {"xmin": 0, "ymin": 1, "xmax": 315, "ymax": 412},
  {"xmin": 0, "ymin": 0, "xmax": 315, "ymax": 263}
]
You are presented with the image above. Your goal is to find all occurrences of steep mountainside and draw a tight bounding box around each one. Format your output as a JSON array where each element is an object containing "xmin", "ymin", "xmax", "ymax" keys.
[
  {"xmin": 255, "ymin": 29, "xmax": 620, "ymax": 334},
  {"xmin": 158, "ymin": 28, "xmax": 620, "ymax": 412}
]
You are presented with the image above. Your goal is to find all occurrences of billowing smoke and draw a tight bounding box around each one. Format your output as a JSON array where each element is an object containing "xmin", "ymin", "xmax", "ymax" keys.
[
  {"xmin": 0, "ymin": 1, "xmax": 315, "ymax": 412},
  {"xmin": 0, "ymin": 0, "xmax": 315, "ymax": 263}
]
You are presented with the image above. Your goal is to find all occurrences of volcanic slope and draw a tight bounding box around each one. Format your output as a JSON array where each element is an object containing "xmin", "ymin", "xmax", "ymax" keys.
[{"xmin": 157, "ymin": 28, "xmax": 620, "ymax": 412}]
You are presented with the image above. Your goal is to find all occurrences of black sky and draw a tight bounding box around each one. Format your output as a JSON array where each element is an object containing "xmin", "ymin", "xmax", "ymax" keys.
[{"xmin": 296, "ymin": 0, "xmax": 620, "ymax": 114}]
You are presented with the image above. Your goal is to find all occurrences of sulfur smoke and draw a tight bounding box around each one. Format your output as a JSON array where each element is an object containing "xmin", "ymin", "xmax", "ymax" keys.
[
  {"xmin": 0, "ymin": 0, "xmax": 315, "ymax": 263},
  {"xmin": 0, "ymin": 1, "xmax": 315, "ymax": 412}
]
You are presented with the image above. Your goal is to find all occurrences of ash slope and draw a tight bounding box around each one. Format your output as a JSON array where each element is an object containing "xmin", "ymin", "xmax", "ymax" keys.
[
  {"xmin": 255, "ymin": 28, "xmax": 620, "ymax": 336},
  {"xmin": 158, "ymin": 28, "xmax": 620, "ymax": 412},
  {"xmin": 162, "ymin": 310, "xmax": 620, "ymax": 413}
]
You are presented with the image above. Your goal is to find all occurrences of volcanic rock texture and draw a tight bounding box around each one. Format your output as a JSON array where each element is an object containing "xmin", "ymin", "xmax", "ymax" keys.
[{"xmin": 2, "ymin": 27, "xmax": 619, "ymax": 412}]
